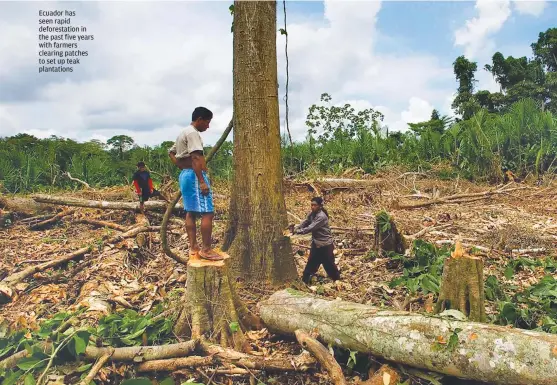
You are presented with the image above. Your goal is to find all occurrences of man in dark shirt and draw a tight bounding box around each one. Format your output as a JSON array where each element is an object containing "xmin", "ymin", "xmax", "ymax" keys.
[{"xmin": 132, "ymin": 161, "xmax": 162, "ymax": 212}]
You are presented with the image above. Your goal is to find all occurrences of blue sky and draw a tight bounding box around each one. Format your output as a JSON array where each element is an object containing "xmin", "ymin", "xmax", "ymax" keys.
[{"xmin": 0, "ymin": 0, "xmax": 555, "ymax": 146}]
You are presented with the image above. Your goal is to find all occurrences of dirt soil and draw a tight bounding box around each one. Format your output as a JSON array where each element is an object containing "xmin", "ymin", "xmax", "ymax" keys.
[{"xmin": 1, "ymin": 169, "xmax": 557, "ymax": 385}]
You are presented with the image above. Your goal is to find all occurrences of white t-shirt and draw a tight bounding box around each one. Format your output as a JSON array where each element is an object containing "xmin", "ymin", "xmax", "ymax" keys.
[{"xmin": 168, "ymin": 124, "xmax": 204, "ymax": 159}]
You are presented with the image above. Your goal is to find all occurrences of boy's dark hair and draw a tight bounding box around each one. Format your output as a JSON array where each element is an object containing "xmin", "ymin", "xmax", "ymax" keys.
[
  {"xmin": 137, "ymin": 161, "xmax": 146, "ymax": 167},
  {"xmin": 311, "ymin": 196, "xmax": 329, "ymax": 218},
  {"xmin": 192, "ymin": 107, "xmax": 213, "ymax": 122},
  {"xmin": 311, "ymin": 196, "xmax": 323, "ymax": 205}
]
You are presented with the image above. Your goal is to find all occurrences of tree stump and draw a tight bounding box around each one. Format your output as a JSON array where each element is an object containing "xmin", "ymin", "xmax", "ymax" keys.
[
  {"xmin": 434, "ymin": 241, "xmax": 486, "ymax": 322},
  {"xmin": 173, "ymin": 249, "xmax": 261, "ymax": 352},
  {"xmin": 373, "ymin": 210, "xmax": 406, "ymax": 257}
]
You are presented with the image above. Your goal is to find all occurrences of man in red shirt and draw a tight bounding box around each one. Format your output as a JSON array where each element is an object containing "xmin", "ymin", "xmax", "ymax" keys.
[{"xmin": 132, "ymin": 161, "xmax": 163, "ymax": 213}]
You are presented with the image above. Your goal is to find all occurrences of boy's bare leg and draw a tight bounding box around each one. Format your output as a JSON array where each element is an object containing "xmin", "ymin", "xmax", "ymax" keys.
[
  {"xmin": 139, "ymin": 196, "xmax": 145, "ymax": 214},
  {"xmin": 185, "ymin": 212, "xmax": 200, "ymax": 254},
  {"xmin": 199, "ymin": 213, "xmax": 223, "ymax": 260}
]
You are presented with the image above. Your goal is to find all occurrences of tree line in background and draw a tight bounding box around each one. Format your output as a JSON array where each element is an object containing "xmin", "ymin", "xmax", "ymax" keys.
[{"xmin": 0, "ymin": 28, "xmax": 555, "ymax": 194}]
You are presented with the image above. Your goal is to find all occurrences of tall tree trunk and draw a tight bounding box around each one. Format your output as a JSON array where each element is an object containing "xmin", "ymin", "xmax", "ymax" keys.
[{"xmin": 222, "ymin": 0, "xmax": 297, "ymax": 283}]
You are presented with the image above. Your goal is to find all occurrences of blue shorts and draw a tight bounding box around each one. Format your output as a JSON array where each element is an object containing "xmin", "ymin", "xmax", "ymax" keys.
[{"xmin": 179, "ymin": 169, "xmax": 214, "ymax": 214}]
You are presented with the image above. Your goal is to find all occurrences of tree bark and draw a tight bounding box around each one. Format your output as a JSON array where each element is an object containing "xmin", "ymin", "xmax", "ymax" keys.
[
  {"xmin": 222, "ymin": 0, "xmax": 297, "ymax": 283},
  {"xmin": 435, "ymin": 241, "xmax": 486, "ymax": 322},
  {"xmin": 259, "ymin": 289, "xmax": 557, "ymax": 385}
]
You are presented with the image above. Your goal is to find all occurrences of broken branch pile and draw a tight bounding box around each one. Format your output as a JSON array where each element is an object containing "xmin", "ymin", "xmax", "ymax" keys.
[
  {"xmin": 394, "ymin": 183, "xmax": 529, "ymax": 209},
  {"xmin": 0, "ymin": 211, "xmax": 161, "ymax": 304},
  {"xmin": 294, "ymin": 178, "xmax": 384, "ymax": 195}
]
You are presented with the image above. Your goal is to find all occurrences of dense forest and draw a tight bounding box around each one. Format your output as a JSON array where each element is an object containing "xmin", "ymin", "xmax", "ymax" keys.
[{"xmin": 1, "ymin": 28, "xmax": 555, "ymax": 194}]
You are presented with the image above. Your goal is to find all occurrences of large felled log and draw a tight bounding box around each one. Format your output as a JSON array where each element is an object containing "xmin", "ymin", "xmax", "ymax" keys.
[
  {"xmin": 32, "ymin": 194, "xmax": 181, "ymax": 213},
  {"xmin": 259, "ymin": 289, "xmax": 557, "ymax": 385},
  {"xmin": 0, "ymin": 197, "xmax": 54, "ymax": 216}
]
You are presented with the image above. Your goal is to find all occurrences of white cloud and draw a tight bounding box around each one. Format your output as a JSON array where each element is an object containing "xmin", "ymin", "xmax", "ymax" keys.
[
  {"xmin": 0, "ymin": 0, "xmax": 457, "ymax": 147},
  {"xmin": 401, "ymin": 97, "xmax": 435, "ymax": 124},
  {"xmin": 476, "ymin": 68, "xmax": 501, "ymax": 93},
  {"xmin": 331, "ymin": 97, "xmax": 436, "ymax": 135},
  {"xmin": 454, "ymin": 0, "xmax": 512, "ymax": 60},
  {"xmin": 513, "ymin": 0, "xmax": 547, "ymax": 17}
]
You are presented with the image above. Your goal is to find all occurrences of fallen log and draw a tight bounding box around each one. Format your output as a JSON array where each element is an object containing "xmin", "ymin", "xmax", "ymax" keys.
[
  {"xmin": 29, "ymin": 209, "xmax": 76, "ymax": 230},
  {"xmin": 136, "ymin": 345, "xmax": 316, "ymax": 373},
  {"xmin": 259, "ymin": 289, "xmax": 557, "ymax": 385},
  {"xmin": 32, "ymin": 194, "xmax": 182, "ymax": 213},
  {"xmin": 85, "ymin": 339, "xmax": 198, "ymax": 362},
  {"xmin": 198, "ymin": 342, "xmax": 316, "ymax": 372},
  {"xmin": 76, "ymin": 218, "xmax": 128, "ymax": 231},
  {"xmin": 0, "ymin": 197, "xmax": 54, "ymax": 216},
  {"xmin": 0, "ymin": 247, "xmax": 92, "ymax": 304}
]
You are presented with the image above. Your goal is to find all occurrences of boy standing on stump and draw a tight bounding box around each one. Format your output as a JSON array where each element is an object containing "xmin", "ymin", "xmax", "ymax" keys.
[{"xmin": 168, "ymin": 107, "xmax": 223, "ymax": 261}]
